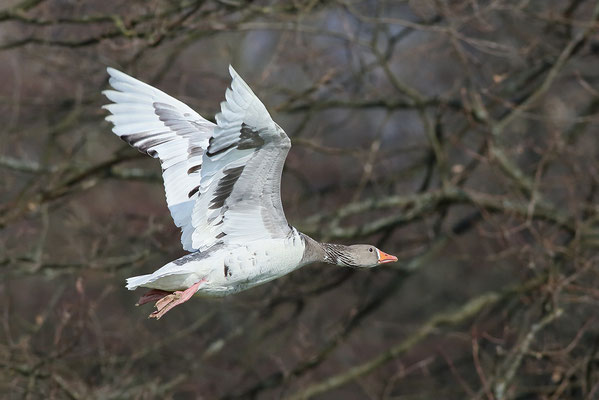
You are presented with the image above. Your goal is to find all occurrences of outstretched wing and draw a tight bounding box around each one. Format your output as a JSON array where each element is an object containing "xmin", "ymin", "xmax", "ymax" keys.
[
  {"xmin": 102, "ymin": 68, "xmax": 215, "ymax": 251},
  {"xmin": 190, "ymin": 66, "xmax": 293, "ymax": 251}
]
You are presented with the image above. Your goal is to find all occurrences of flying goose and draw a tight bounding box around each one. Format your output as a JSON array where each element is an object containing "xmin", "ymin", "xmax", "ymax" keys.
[{"xmin": 102, "ymin": 66, "xmax": 398, "ymax": 319}]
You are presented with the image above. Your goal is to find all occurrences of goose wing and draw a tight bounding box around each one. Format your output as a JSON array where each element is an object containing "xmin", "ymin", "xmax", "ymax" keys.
[
  {"xmin": 190, "ymin": 66, "xmax": 293, "ymax": 251},
  {"xmin": 102, "ymin": 68, "xmax": 214, "ymax": 251}
]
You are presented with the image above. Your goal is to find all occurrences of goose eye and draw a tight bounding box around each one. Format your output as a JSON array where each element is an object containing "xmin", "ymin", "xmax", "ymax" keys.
[{"xmin": 369, "ymin": 248, "xmax": 373, "ymax": 252}]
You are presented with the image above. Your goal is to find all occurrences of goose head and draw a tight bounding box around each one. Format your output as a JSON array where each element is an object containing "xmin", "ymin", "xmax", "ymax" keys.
[
  {"xmin": 321, "ymin": 243, "xmax": 398, "ymax": 268},
  {"xmin": 348, "ymin": 244, "xmax": 398, "ymax": 268}
]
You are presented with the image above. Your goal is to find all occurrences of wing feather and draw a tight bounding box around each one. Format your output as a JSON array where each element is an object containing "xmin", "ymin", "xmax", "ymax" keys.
[
  {"xmin": 102, "ymin": 67, "xmax": 215, "ymax": 251},
  {"xmin": 190, "ymin": 66, "xmax": 292, "ymax": 251}
]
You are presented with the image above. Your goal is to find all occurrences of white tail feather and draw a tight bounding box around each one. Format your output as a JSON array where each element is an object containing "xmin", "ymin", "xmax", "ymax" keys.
[{"xmin": 125, "ymin": 274, "xmax": 154, "ymax": 290}]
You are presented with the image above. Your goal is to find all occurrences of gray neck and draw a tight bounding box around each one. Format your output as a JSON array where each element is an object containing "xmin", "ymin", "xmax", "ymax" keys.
[{"xmin": 299, "ymin": 233, "xmax": 355, "ymax": 267}]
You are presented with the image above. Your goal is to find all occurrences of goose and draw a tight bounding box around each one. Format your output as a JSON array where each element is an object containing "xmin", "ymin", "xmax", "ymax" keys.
[{"xmin": 102, "ymin": 66, "xmax": 398, "ymax": 319}]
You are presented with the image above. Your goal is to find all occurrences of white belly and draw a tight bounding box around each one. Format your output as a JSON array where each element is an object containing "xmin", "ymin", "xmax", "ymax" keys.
[
  {"xmin": 196, "ymin": 235, "xmax": 305, "ymax": 296},
  {"xmin": 134, "ymin": 231, "xmax": 306, "ymax": 295}
]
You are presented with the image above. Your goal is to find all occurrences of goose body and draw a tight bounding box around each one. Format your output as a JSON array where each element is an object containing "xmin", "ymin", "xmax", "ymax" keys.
[
  {"xmin": 126, "ymin": 232, "xmax": 306, "ymax": 296},
  {"xmin": 103, "ymin": 66, "xmax": 397, "ymax": 319}
]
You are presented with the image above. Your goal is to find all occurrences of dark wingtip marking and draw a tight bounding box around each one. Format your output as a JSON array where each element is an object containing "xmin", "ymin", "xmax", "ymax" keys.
[
  {"xmin": 238, "ymin": 123, "xmax": 265, "ymax": 149},
  {"xmin": 216, "ymin": 232, "xmax": 226, "ymax": 239},
  {"xmin": 121, "ymin": 132, "xmax": 162, "ymax": 145},
  {"xmin": 188, "ymin": 186, "xmax": 200, "ymax": 198},
  {"xmin": 140, "ymin": 137, "xmax": 171, "ymax": 151},
  {"xmin": 187, "ymin": 164, "xmax": 202, "ymax": 174},
  {"xmin": 209, "ymin": 200, "xmax": 225, "ymax": 210},
  {"xmin": 208, "ymin": 166, "xmax": 245, "ymax": 209},
  {"xmin": 205, "ymin": 123, "xmax": 264, "ymax": 157},
  {"xmin": 206, "ymin": 142, "xmax": 236, "ymax": 157},
  {"xmin": 189, "ymin": 145, "xmax": 204, "ymax": 157},
  {"xmin": 120, "ymin": 132, "xmax": 167, "ymax": 158},
  {"xmin": 223, "ymin": 166, "xmax": 245, "ymax": 175}
]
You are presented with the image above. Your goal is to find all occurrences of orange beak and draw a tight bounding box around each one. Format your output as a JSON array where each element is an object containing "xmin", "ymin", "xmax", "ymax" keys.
[{"xmin": 377, "ymin": 250, "xmax": 398, "ymax": 264}]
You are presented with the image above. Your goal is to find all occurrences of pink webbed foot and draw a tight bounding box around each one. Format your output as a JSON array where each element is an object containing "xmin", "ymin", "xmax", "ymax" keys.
[
  {"xmin": 136, "ymin": 289, "xmax": 171, "ymax": 306},
  {"xmin": 148, "ymin": 279, "xmax": 206, "ymax": 320}
]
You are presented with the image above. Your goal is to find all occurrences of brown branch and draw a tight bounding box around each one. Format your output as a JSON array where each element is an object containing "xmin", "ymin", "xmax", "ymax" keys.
[
  {"xmin": 493, "ymin": 309, "xmax": 563, "ymax": 399},
  {"xmin": 301, "ymin": 186, "xmax": 575, "ymax": 240},
  {"xmin": 0, "ymin": 0, "xmax": 45, "ymax": 22},
  {"xmin": 284, "ymin": 278, "xmax": 545, "ymax": 400}
]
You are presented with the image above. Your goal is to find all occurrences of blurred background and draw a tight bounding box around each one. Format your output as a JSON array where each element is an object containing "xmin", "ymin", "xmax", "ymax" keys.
[{"xmin": 1, "ymin": 0, "xmax": 599, "ymax": 398}]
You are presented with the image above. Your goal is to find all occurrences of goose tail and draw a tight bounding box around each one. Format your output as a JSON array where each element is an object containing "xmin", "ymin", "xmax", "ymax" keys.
[{"xmin": 126, "ymin": 274, "xmax": 154, "ymax": 290}]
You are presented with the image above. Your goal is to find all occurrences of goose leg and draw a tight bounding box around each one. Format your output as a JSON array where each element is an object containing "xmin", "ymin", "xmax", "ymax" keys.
[{"xmin": 148, "ymin": 278, "xmax": 206, "ymax": 320}]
